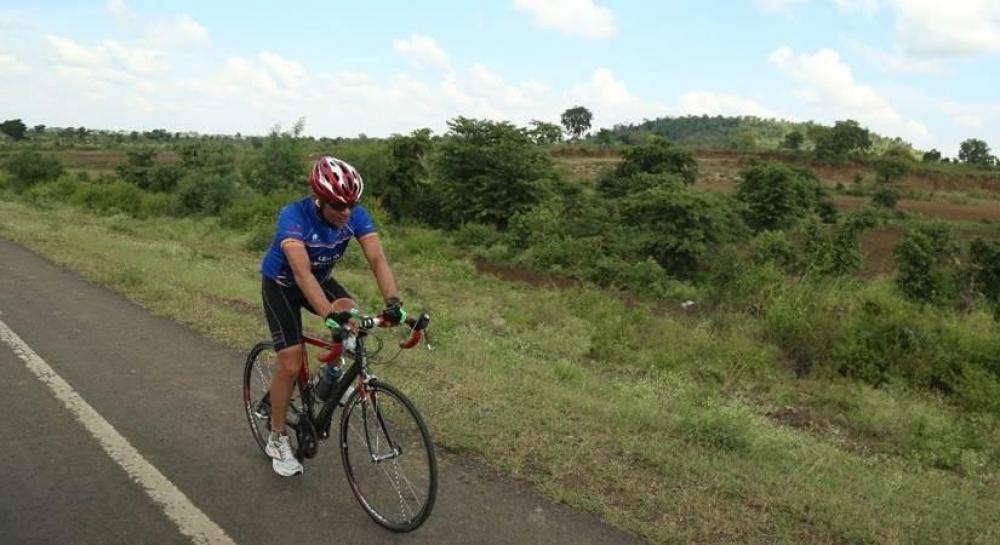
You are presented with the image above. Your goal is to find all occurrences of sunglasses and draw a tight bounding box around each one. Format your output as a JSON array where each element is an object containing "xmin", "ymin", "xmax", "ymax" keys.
[{"xmin": 323, "ymin": 200, "xmax": 355, "ymax": 212}]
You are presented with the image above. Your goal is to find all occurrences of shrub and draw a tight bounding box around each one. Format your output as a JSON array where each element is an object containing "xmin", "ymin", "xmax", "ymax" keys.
[
  {"xmin": 22, "ymin": 176, "xmax": 80, "ymax": 206},
  {"xmin": 218, "ymin": 192, "xmax": 290, "ymax": 230},
  {"xmin": 736, "ymin": 162, "xmax": 827, "ymax": 232},
  {"xmin": 243, "ymin": 122, "xmax": 307, "ymax": 194},
  {"xmin": 614, "ymin": 136, "xmax": 698, "ymax": 184},
  {"xmin": 969, "ymin": 238, "xmax": 1000, "ymax": 319},
  {"xmin": 137, "ymin": 192, "xmax": 179, "ymax": 219},
  {"xmin": 177, "ymin": 173, "xmax": 237, "ymax": 216},
  {"xmin": 872, "ymin": 187, "xmax": 898, "ymax": 209},
  {"xmin": 619, "ymin": 186, "xmax": 747, "ymax": 276},
  {"xmin": 3, "ymin": 149, "xmax": 65, "ymax": 192},
  {"xmin": 432, "ymin": 117, "xmax": 555, "ymax": 229},
  {"xmin": 73, "ymin": 181, "xmax": 142, "ymax": 216},
  {"xmin": 802, "ymin": 214, "xmax": 876, "ymax": 277},
  {"xmin": 597, "ymin": 171, "xmax": 685, "ymax": 199},
  {"xmin": 894, "ymin": 223, "xmax": 962, "ymax": 304},
  {"xmin": 751, "ymin": 230, "xmax": 799, "ymax": 272},
  {"xmin": 452, "ymin": 222, "xmax": 503, "ymax": 248}
]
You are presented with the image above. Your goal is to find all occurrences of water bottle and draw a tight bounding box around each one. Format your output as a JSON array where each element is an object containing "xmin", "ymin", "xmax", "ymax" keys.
[{"xmin": 314, "ymin": 363, "xmax": 342, "ymax": 402}]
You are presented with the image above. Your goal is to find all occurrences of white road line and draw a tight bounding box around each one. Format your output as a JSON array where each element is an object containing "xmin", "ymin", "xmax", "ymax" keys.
[{"xmin": 0, "ymin": 318, "xmax": 238, "ymax": 545}]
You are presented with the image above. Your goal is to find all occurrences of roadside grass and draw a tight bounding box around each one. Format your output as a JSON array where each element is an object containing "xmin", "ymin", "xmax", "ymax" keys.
[{"xmin": 1, "ymin": 198, "xmax": 998, "ymax": 544}]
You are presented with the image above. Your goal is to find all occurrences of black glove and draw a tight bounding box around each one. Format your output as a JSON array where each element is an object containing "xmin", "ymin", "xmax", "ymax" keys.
[{"xmin": 382, "ymin": 296, "xmax": 406, "ymax": 324}]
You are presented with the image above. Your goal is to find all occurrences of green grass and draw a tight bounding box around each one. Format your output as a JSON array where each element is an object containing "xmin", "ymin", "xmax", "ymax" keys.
[{"xmin": 1, "ymin": 198, "xmax": 998, "ymax": 544}]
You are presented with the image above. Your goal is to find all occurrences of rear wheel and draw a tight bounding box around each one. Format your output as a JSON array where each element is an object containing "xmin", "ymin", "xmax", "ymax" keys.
[
  {"xmin": 243, "ymin": 341, "xmax": 304, "ymax": 456},
  {"xmin": 340, "ymin": 380, "xmax": 437, "ymax": 532}
]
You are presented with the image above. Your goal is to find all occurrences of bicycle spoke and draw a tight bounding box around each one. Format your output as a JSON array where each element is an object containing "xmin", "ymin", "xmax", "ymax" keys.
[{"xmin": 340, "ymin": 382, "xmax": 437, "ymax": 531}]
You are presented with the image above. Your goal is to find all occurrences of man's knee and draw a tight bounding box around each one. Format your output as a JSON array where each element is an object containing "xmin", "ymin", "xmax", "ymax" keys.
[
  {"xmin": 276, "ymin": 345, "xmax": 304, "ymax": 375},
  {"xmin": 331, "ymin": 297, "xmax": 357, "ymax": 313}
]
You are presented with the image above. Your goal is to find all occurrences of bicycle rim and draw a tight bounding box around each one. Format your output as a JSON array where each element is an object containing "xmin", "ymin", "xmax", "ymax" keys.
[
  {"xmin": 339, "ymin": 381, "xmax": 437, "ymax": 532},
  {"xmin": 243, "ymin": 341, "xmax": 303, "ymax": 456}
]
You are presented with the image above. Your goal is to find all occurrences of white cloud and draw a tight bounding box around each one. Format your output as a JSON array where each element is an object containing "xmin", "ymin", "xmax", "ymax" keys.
[
  {"xmin": 513, "ymin": 0, "xmax": 617, "ymax": 38},
  {"xmin": 393, "ymin": 34, "xmax": 449, "ymax": 69},
  {"xmin": 106, "ymin": 0, "xmax": 209, "ymax": 47},
  {"xmin": 769, "ymin": 46, "xmax": 929, "ymax": 141},
  {"xmin": 0, "ymin": 52, "xmax": 27, "ymax": 73},
  {"xmin": 47, "ymin": 35, "xmax": 168, "ymax": 75},
  {"xmin": 677, "ymin": 91, "xmax": 779, "ymax": 118},
  {"xmin": 835, "ymin": 0, "xmax": 1000, "ymax": 57}
]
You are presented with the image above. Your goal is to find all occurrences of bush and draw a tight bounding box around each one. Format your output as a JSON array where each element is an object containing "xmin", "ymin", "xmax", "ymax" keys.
[
  {"xmin": 736, "ymin": 162, "xmax": 827, "ymax": 232},
  {"xmin": 3, "ymin": 149, "xmax": 65, "ymax": 192},
  {"xmin": 22, "ymin": 176, "xmax": 80, "ymax": 206},
  {"xmin": 969, "ymin": 238, "xmax": 1000, "ymax": 319},
  {"xmin": 751, "ymin": 230, "xmax": 799, "ymax": 272},
  {"xmin": 614, "ymin": 136, "xmax": 698, "ymax": 184},
  {"xmin": 802, "ymin": 214, "xmax": 876, "ymax": 277},
  {"xmin": 452, "ymin": 222, "xmax": 503, "ymax": 248},
  {"xmin": 597, "ymin": 171, "xmax": 685, "ymax": 199},
  {"xmin": 432, "ymin": 117, "xmax": 555, "ymax": 229},
  {"xmin": 894, "ymin": 223, "xmax": 963, "ymax": 304},
  {"xmin": 219, "ymin": 192, "xmax": 290, "ymax": 230},
  {"xmin": 243, "ymin": 122, "xmax": 307, "ymax": 194},
  {"xmin": 177, "ymin": 173, "xmax": 237, "ymax": 216},
  {"xmin": 619, "ymin": 186, "xmax": 747, "ymax": 276},
  {"xmin": 872, "ymin": 187, "xmax": 898, "ymax": 209},
  {"xmin": 73, "ymin": 181, "xmax": 143, "ymax": 216},
  {"xmin": 137, "ymin": 192, "xmax": 179, "ymax": 219}
]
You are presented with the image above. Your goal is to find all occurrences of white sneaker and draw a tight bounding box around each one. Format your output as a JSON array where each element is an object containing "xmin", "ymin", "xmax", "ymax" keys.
[{"xmin": 265, "ymin": 433, "xmax": 303, "ymax": 476}]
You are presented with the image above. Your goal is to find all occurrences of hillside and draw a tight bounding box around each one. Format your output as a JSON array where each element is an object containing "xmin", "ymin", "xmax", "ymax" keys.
[{"xmin": 593, "ymin": 114, "xmax": 913, "ymax": 152}]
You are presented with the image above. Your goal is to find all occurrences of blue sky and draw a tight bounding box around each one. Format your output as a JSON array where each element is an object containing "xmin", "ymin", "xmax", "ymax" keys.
[{"xmin": 1, "ymin": 0, "xmax": 997, "ymax": 156}]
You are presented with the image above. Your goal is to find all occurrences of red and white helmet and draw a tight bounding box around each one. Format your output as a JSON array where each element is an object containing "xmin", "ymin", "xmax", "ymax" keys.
[{"xmin": 310, "ymin": 156, "xmax": 364, "ymax": 206}]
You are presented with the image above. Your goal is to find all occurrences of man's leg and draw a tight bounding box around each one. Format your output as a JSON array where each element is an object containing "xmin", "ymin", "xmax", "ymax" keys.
[{"xmin": 269, "ymin": 344, "xmax": 304, "ymax": 435}]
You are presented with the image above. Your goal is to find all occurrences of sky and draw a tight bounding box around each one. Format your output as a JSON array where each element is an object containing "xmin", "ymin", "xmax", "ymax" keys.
[{"xmin": 0, "ymin": 0, "xmax": 997, "ymax": 156}]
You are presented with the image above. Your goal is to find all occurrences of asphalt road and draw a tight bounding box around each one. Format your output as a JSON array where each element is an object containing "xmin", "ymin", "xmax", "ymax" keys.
[{"xmin": 0, "ymin": 237, "xmax": 646, "ymax": 545}]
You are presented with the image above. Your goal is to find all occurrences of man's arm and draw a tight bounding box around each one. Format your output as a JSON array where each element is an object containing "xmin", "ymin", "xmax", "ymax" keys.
[
  {"xmin": 282, "ymin": 240, "xmax": 336, "ymax": 317},
  {"xmin": 358, "ymin": 233, "xmax": 398, "ymax": 303}
]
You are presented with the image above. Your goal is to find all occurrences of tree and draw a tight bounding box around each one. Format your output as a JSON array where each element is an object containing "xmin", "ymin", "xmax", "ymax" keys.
[
  {"xmin": 560, "ymin": 106, "xmax": 592, "ymax": 141},
  {"xmin": 527, "ymin": 120, "xmax": 563, "ymax": 145},
  {"xmin": 619, "ymin": 186, "xmax": 746, "ymax": 276},
  {"xmin": 814, "ymin": 119, "xmax": 872, "ymax": 161},
  {"xmin": 612, "ymin": 136, "xmax": 698, "ymax": 184},
  {"xmin": 873, "ymin": 147, "xmax": 912, "ymax": 185},
  {"xmin": 433, "ymin": 117, "xmax": 555, "ymax": 229},
  {"xmin": 736, "ymin": 162, "xmax": 828, "ymax": 232},
  {"xmin": 734, "ymin": 129, "xmax": 756, "ymax": 154},
  {"xmin": 378, "ymin": 129, "xmax": 434, "ymax": 221},
  {"xmin": 0, "ymin": 119, "xmax": 28, "ymax": 141},
  {"xmin": 2, "ymin": 150, "xmax": 64, "ymax": 192},
  {"xmin": 32, "ymin": 124, "xmax": 46, "ymax": 135},
  {"xmin": 922, "ymin": 149, "xmax": 941, "ymax": 162},
  {"xmin": 958, "ymin": 138, "xmax": 992, "ymax": 167},
  {"xmin": 783, "ymin": 130, "xmax": 804, "ymax": 150}
]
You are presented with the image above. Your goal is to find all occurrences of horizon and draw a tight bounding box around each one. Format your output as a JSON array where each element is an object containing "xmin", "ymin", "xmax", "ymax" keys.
[{"xmin": 1, "ymin": 1, "xmax": 998, "ymax": 156}]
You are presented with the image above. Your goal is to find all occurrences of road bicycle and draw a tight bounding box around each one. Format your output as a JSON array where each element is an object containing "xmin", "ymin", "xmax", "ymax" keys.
[{"xmin": 242, "ymin": 309, "xmax": 437, "ymax": 532}]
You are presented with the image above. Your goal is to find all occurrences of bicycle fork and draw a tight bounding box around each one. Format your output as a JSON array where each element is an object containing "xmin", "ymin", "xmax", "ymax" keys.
[{"xmin": 361, "ymin": 391, "xmax": 403, "ymax": 463}]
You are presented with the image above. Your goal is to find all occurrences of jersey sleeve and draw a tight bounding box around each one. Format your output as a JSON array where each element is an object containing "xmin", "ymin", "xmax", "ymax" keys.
[
  {"xmin": 275, "ymin": 204, "xmax": 307, "ymax": 244},
  {"xmin": 350, "ymin": 205, "xmax": 377, "ymax": 239}
]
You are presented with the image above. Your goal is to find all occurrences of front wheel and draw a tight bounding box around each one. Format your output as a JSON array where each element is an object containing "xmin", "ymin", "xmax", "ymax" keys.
[{"xmin": 340, "ymin": 380, "xmax": 437, "ymax": 532}]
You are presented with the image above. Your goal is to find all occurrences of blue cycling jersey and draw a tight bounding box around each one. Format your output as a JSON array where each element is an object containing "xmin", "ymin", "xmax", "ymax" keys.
[{"xmin": 260, "ymin": 197, "xmax": 377, "ymax": 286}]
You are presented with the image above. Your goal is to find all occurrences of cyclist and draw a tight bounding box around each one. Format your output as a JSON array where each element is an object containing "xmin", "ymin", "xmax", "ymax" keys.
[{"xmin": 260, "ymin": 156, "xmax": 405, "ymax": 476}]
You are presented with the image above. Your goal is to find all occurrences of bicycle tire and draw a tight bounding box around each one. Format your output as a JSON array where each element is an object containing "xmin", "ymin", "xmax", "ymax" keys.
[
  {"xmin": 339, "ymin": 380, "xmax": 438, "ymax": 532},
  {"xmin": 242, "ymin": 341, "xmax": 304, "ymax": 456}
]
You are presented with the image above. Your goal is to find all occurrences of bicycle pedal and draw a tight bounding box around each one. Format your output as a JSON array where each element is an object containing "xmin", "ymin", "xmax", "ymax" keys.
[{"xmin": 253, "ymin": 400, "xmax": 271, "ymax": 419}]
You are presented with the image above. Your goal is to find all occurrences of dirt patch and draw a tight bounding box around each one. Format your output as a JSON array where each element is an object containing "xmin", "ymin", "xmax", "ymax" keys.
[
  {"xmin": 473, "ymin": 256, "xmax": 579, "ymax": 289},
  {"xmin": 56, "ymin": 150, "xmax": 181, "ymax": 171},
  {"xmin": 834, "ymin": 195, "xmax": 1000, "ymax": 222}
]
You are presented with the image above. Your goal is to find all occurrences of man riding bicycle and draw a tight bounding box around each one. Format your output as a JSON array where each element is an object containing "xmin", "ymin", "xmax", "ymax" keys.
[{"xmin": 259, "ymin": 156, "xmax": 405, "ymax": 476}]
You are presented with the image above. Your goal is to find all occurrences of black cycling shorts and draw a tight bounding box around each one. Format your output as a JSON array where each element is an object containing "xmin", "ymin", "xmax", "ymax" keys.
[{"xmin": 261, "ymin": 275, "xmax": 352, "ymax": 352}]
